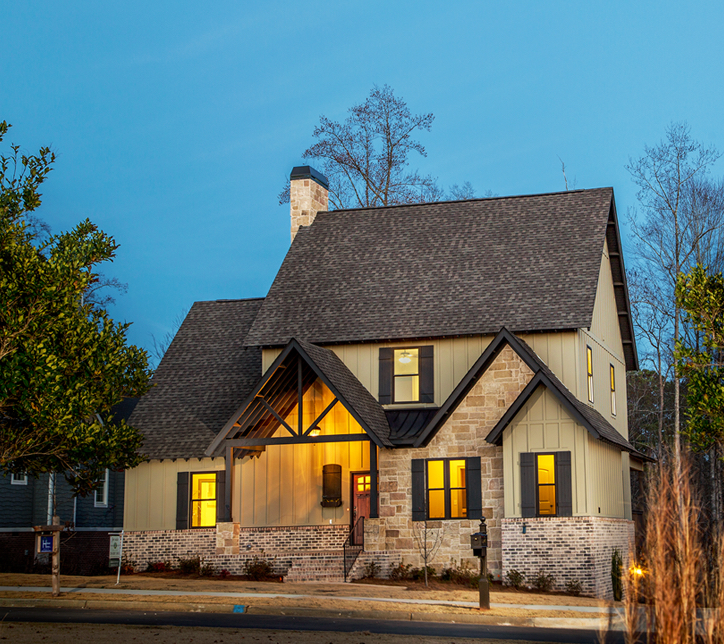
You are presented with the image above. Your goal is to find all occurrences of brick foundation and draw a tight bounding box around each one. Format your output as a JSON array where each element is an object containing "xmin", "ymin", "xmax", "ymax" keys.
[{"xmin": 501, "ymin": 516, "xmax": 635, "ymax": 598}]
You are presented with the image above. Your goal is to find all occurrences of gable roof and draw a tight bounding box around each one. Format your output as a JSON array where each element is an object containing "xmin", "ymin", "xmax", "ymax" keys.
[
  {"xmin": 206, "ymin": 338, "xmax": 392, "ymax": 456},
  {"xmin": 412, "ymin": 328, "xmax": 648, "ymax": 459},
  {"xmin": 245, "ymin": 188, "xmax": 626, "ymax": 353},
  {"xmin": 128, "ymin": 298, "xmax": 264, "ymax": 460}
]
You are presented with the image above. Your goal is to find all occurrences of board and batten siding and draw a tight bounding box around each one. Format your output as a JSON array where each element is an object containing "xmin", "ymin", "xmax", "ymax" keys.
[
  {"xmin": 502, "ymin": 387, "xmax": 589, "ymax": 518},
  {"xmin": 587, "ymin": 436, "xmax": 627, "ymax": 519},
  {"xmin": 262, "ymin": 332, "xmax": 581, "ymax": 409}
]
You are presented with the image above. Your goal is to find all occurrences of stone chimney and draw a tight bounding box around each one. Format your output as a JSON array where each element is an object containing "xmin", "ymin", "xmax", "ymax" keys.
[{"xmin": 290, "ymin": 166, "xmax": 329, "ymax": 241}]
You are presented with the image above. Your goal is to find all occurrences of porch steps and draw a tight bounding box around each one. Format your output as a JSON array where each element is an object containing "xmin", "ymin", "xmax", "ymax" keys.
[{"xmin": 282, "ymin": 550, "xmax": 346, "ymax": 583}]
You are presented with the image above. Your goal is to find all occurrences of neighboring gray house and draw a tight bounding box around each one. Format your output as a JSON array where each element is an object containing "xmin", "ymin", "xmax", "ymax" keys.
[{"xmin": 0, "ymin": 399, "xmax": 136, "ymax": 574}]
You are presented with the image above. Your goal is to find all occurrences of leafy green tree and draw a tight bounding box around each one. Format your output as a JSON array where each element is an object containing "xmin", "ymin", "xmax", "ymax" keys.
[
  {"xmin": 0, "ymin": 121, "xmax": 151, "ymax": 495},
  {"xmin": 676, "ymin": 265, "xmax": 724, "ymax": 450}
]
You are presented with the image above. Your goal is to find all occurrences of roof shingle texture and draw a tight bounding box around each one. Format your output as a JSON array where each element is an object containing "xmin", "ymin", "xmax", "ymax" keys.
[
  {"xmin": 246, "ymin": 189, "xmax": 613, "ymax": 347},
  {"xmin": 129, "ymin": 298, "xmax": 263, "ymax": 460}
]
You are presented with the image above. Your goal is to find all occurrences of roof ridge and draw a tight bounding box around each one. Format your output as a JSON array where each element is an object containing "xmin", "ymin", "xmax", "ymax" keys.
[{"xmin": 313, "ymin": 187, "xmax": 613, "ymax": 217}]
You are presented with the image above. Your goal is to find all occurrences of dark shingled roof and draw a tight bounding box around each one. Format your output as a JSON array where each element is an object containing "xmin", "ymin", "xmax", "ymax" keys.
[
  {"xmin": 245, "ymin": 188, "xmax": 614, "ymax": 348},
  {"xmin": 129, "ymin": 298, "xmax": 264, "ymax": 460}
]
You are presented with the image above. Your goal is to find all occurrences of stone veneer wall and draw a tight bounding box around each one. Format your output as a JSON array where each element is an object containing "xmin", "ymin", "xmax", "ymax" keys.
[
  {"xmin": 365, "ymin": 346, "xmax": 535, "ymax": 579},
  {"xmin": 502, "ymin": 516, "xmax": 635, "ymax": 598},
  {"xmin": 290, "ymin": 178, "xmax": 328, "ymax": 241}
]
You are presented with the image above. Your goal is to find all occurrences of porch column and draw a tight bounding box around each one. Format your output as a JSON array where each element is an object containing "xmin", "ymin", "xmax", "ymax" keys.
[
  {"xmin": 224, "ymin": 445, "xmax": 233, "ymax": 522},
  {"xmin": 369, "ymin": 440, "xmax": 378, "ymax": 519}
]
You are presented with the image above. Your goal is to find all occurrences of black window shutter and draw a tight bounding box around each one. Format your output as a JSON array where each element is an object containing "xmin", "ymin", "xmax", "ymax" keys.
[
  {"xmin": 419, "ymin": 346, "xmax": 434, "ymax": 403},
  {"xmin": 556, "ymin": 451, "xmax": 573, "ymax": 517},
  {"xmin": 465, "ymin": 457, "xmax": 482, "ymax": 520},
  {"xmin": 379, "ymin": 348, "xmax": 394, "ymax": 404},
  {"xmin": 215, "ymin": 470, "xmax": 226, "ymax": 523},
  {"xmin": 176, "ymin": 472, "xmax": 189, "ymax": 530},
  {"xmin": 411, "ymin": 459, "xmax": 425, "ymax": 521},
  {"xmin": 520, "ymin": 453, "xmax": 536, "ymax": 518}
]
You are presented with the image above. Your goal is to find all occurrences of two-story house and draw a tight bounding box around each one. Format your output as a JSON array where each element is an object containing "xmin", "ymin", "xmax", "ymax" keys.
[{"xmin": 122, "ymin": 167, "xmax": 648, "ymax": 597}]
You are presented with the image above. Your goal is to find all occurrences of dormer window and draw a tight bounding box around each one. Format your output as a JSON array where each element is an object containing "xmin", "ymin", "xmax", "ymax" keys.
[
  {"xmin": 586, "ymin": 346, "xmax": 594, "ymax": 403},
  {"xmin": 379, "ymin": 346, "xmax": 434, "ymax": 405}
]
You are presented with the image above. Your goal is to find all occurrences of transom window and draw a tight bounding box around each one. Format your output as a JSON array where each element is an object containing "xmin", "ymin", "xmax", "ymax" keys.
[
  {"xmin": 586, "ymin": 346, "xmax": 594, "ymax": 403},
  {"xmin": 191, "ymin": 473, "xmax": 217, "ymax": 528},
  {"xmin": 427, "ymin": 459, "xmax": 467, "ymax": 519},
  {"xmin": 394, "ymin": 348, "xmax": 419, "ymax": 402},
  {"xmin": 537, "ymin": 454, "xmax": 556, "ymax": 516}
]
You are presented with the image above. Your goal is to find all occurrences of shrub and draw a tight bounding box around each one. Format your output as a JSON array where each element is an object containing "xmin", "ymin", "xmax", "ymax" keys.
[
  {"xmin": 178, "ymin": 555, "xmax": 201, "ymax": 575},
  {"xmin": 243, "ymin": 555, "xmax": 275, "ymax": 581},
  {"xmin": 532, "ymin": 571, "xmax": 555, "ymax": 592},
  {"xmin": 146, "ymin": 560, "xmax": 171, "ymax": 573},
  {"xmin": 218, "ymin": 569, "xmax": 231, "ymax": 579},
  {"xmin": 611, "ymin": 548, "xmax": 623, "ymax": 601},
  {"xmin": 363, "ymin": 560, "xmax": 380, "ymax": 579},
  {"xmin": 440, "ymin": 562, "xmax": 479, "ymax": 587},
  {"xmin": 565, "ymin": 579, "xmax": 582, "ymax": 596},
  {"xmin": 505, "ymin": 568, "xmax": 525, "ymax": 589},
  {"xmin": 410, "ymin": 565, "xmax": 436, "ymax": 582},
  {"xmin": 389, "ymin": 563, "xmax": 412, "ymax": 581},
  {"xmin": 200, "ymin": 561, "xmax": 215, "ymax": 577}
]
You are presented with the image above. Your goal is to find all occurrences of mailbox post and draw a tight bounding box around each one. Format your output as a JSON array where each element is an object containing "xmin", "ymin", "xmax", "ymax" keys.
[{"xmin": 470, "ymin": 517, "xmax": 490, "ymax": 610}]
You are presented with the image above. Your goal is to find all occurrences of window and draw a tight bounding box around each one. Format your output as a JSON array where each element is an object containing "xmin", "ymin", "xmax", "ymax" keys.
[
  {"xmin": 379, "ymin": 346, "xmax": 434, "ymax": 405},
  {"xmin": 586, "ymin": 346, "xmax": 594, "ymax": 403},
  {"xmin": 94, "ymin": 469, "xmax": 109, "ymax": 507},
  {"xmin": 520, "ymin": 452, "xmax": 572, "ymax": 518},
  {"xmin": 10, "ymin": 473, "xmax": 28, "ymax": 486},
  {"xmin": 610, "ymin": 364, "xmax": 616, "ymax": 416},
  {"xmin": 394, "ymin": 348, "xmax": 419, "ymax": 402},
  {"xmin": 536, "ymin": 454, "xmax": 556, "ymax": 515},
  {"xmin": 191, "ymin": 472, "xmax": 217, "ymax": 527},
  {"xmin": 411, "ymin": 457, "xmax": 481, "ymax": 521}
]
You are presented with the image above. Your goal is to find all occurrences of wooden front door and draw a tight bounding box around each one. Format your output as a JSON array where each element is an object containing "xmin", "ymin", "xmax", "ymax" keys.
[{"xmin": 352, "ymin": 473, "xmax": 371, "ymax": 545}]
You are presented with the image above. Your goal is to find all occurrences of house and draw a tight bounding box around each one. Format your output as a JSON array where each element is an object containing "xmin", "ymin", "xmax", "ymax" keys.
[
  {"xmin": 0, "ymin": 398, "xmax": 137, "ymax": 574},
  {"xmin": 122, "ymin": 167, "xmax": 647, "ymax": 597}
]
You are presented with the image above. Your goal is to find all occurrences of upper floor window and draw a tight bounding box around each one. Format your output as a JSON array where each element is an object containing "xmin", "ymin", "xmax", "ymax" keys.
[
  {"xmin": 586, "ymin": 346, "xmax": 594, "ymax": 403},
  {"xmin": 94, "ymin": 469, "xmax": 109, "ymax": 507},
  {"xmin": 379, "ymin": 346, "xmax": 434, "ymax": 405},
  {"xmin": 610, "ymin": 364, "xmax": 616, "ymax": 416},
  {"xmin": 10, "ymin": 473, "xmax": 28, "ymax": 486}
]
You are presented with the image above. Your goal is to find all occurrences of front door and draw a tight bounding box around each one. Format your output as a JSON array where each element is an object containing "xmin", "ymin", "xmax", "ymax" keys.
[{"xmin": 352, "ymin": 472, "xmax": 371, "ymax": 545}]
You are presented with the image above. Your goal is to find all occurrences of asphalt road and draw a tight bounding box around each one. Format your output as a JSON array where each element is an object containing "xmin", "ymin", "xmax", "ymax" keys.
[{"xmin": 0, "ymin": 606, "xmax": 625, "ymax": 643}]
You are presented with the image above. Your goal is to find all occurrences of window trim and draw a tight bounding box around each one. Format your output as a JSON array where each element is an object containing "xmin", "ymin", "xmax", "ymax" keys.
[
  {"xmin": 94, "ymin": 469, "xmax": 109, "ymax": 507},
  {"xmin": 10, "ymin": 473, "xmax": 28, "ymax": 486},
  {"xmin": 189, "ymin": 471, "xmax": 218, "ymax": 529},
  {"xmin": 534, "ymin": 452, "xmax": 559, "ymax": 517},
  {"xmin": 425, "ymin": 458, "xmax": 468, "ymax": 521},
  {"xmin": 610, "ymin": 364, "xmax": 616, "ymax": 416},
  {"xmin": 586, "ymin": 345, "xmax": 594, "ymax": 403}
]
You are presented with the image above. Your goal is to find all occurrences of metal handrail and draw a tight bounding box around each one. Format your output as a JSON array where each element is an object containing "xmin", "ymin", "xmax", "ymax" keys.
[{"xmin": 342, "ymin": 516, "xmax": 364, "ymax": 581}]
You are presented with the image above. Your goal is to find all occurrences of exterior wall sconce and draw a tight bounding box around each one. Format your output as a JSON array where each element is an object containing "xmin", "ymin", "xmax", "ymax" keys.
[
  {"xmin": 309, "ymin": 428, "xmax": 321, "ymax": 437},
  {"xmin": 321, "ymin": 464, "xmax": 342, "ymax": 507}
]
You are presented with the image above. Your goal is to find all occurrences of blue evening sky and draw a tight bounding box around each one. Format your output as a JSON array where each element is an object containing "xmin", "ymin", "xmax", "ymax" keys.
[{"xmin": 2, "ymin": 2, "xmax": 723, "ymax": 364}]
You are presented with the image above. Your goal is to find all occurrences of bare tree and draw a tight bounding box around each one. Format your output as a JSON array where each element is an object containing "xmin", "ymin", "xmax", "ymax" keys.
[
  {"xmin": 280, "ymin": 85, "xmax": 485, "ymax": 210},
  {"xmin": 411, "ymin": 519, "xmax": 448, "ymax": 586},
  {"xmin": 150, "ymin": 307, "xmax": 189, "ymax": 367},
  {"xmin": 626, "ymin": 122, "xmax": 722, "ymax": 468}
]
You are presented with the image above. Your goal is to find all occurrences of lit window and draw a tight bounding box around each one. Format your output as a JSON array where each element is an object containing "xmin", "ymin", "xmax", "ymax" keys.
[
  {"xmin": 537, "ymin": 454, "xmax": 556, "ymax": 515},
  {"xmin": 394, "ymin": 348, "xmax": 419, "ymax": 402},
  {"xmin": 10, "ymin": 473, "xmax": 28, "ymax": 486},
  {"xmin": 586, "ymin": 346, "xmax": 594, "ymax": 403},
  {"xmin": 427, "ymin": 459, "xmax": 467, "ymax": 520},
  {"xmin": 356, "ymin": 475, "xmax": 371, "ymax": 492},
  {"xmin": 610, "ymin": 364, "xmax": 616, "ymax": 416},
  {"xmin": 94, "ymin": 469, "xmax": 109, "ymax": 507},
  {"xmin": 191, "ymin": 473, "xmax": 217, "ymax": 527}
]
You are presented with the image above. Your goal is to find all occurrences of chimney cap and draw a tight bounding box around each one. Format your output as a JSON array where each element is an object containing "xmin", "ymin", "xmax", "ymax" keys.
[{"xmin": 290, "ymin": 166, "xmax": 329, "ymax": 190}]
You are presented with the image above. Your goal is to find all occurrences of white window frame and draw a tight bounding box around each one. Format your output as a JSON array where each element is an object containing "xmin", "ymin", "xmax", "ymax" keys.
[
  {"xmin": 94, "ymin": 469, "xmax": 109, "ymax": 507},
  {"xmin": 10, "ymin": 473, "xmax": 28, "ymax": 486}
]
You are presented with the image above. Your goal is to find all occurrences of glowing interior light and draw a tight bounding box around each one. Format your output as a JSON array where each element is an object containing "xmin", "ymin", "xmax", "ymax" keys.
[
  {"xmin": 399, "ymin": 350, "xmax": 412, "ymax": 364},
  {"xmin": 309, "ymin": 428, "xmax": 321, "ymax": 437}
]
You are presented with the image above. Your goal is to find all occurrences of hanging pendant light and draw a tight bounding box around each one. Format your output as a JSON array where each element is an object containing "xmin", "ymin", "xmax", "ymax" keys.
[{"xmin": 399, "ymin": 350, "xmax": 412, "ymax": 364}]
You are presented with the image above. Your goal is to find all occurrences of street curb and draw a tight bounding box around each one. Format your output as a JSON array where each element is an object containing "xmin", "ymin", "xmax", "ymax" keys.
[{"xmin": 0, "ymin": 597, "xmax": 620, "ymax": 630}]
